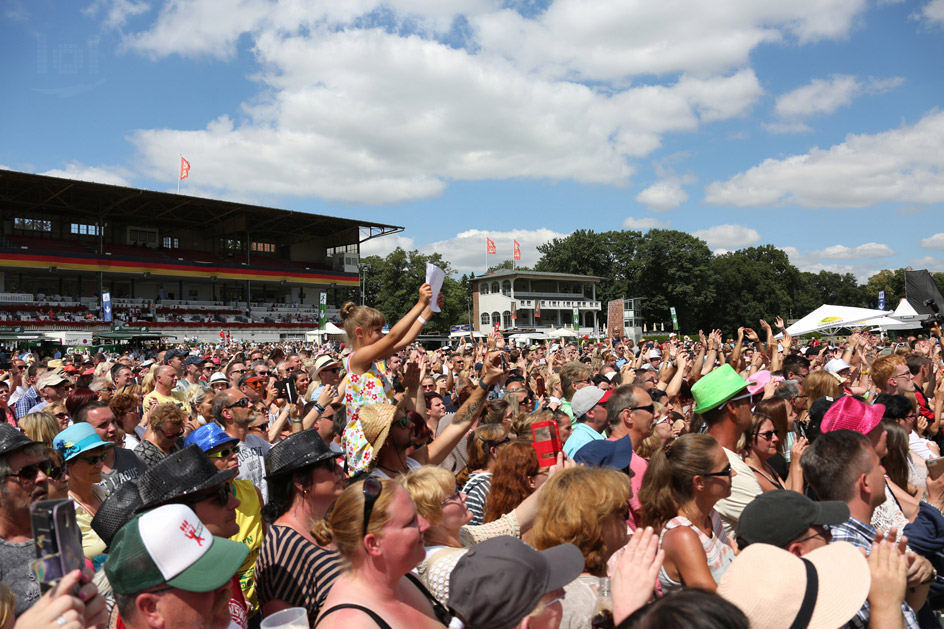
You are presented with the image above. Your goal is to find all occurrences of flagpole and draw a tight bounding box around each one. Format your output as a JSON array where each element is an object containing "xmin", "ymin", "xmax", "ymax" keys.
[
  {"xmin": 177, "ymin": 154, "xmax": 181, "ymax": 194},
  {"xmin": 485, "ymin": 233, "xmax": 487, "ymax": 275}
]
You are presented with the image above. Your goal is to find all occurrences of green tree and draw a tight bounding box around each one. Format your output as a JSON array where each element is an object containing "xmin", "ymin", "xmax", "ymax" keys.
[
  {"xmin": 707, "ymin": 245, "xmax": 801, "ymax": 332},
  {"xmin": 864, "ymin": 268, "xmax": 907, "ymax": 310}
]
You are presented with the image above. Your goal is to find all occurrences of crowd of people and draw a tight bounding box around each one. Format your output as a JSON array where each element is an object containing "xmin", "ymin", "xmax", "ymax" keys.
[{"xmin": 1, "ymin": 282, "xmax": 944, "ymax": 629}]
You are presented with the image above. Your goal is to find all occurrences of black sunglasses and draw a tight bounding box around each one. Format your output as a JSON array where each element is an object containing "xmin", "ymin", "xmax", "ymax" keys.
[
  {"xmin": 628, "ymin": 403, "xmax": 655, "ymax": 414},
  {"xmin": 226, "ymin": 397, "xmax": 251, "ymax": 409},
  {"xmin": 702, "ymin": 463, "xmax": 732, "ymax": 478},
  {"xmin": 181, "ymin": 483, "xmax": 231, "ymax": 507},
  {"xmin": 76, "ymin": 453, "xmax": 107, "ymax": 465},
  {"xmin": 4, "ymin": 460, "xmax": 57, "ymax": 482},
  {"xmin": 362, "ymin": 477, "xmax": 383, "ymax": 537}
]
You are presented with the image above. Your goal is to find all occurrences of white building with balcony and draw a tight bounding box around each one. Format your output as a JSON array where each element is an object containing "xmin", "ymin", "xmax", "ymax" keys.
[{"xmin": 472, "ymin": 270, "xmax": 603, "ymax": 335}]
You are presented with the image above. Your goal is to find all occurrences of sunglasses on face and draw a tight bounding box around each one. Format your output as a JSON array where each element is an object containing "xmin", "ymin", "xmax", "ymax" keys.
[
  {"xmin": 4, "ymin": 460, "xmax": 57, "ymax": 482},
  {"xmin": 393, "ymin": 415, "xmax": 411, "ymax": 430},
  {"xmin": 362, "ymin": 477, "xmax": 383, "ymax": 537},
  {"xmin": 756, "ymin": 430, "xmax": 780, "ymax": 441},
  {"xmin": 161, "ymin": 428, "xmax": 183, "ymax": 439},
  {"xmin": 702, "ymin": 463, "xmax": 732, "ymax": 478},
  {"xmin": 76, "ymin": 453, "xmax": 107, "ymax": 465},
  {"xmin": 207, "ymin": 445, "xmax": 241, "ymax": 458},
  {"xmin": 322, "ymin": 367, "xmax": 341, "ymax": 374},
  {"xmin": 628, "ymin": 404, "xmax": 655, "ymax": 415},
  {"xmin": 182, "ymin": 483, "xmax": 231, "ymax": 508},
  {"xmin": 226, "ymin": 397, "xmax": 251, "ymax": 409}
]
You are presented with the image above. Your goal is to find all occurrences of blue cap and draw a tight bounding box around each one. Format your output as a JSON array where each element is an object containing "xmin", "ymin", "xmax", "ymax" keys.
[
  {"xmin": 573, "ymin": 435, "xmax": 633, "ymax": 470},
  {"xmin": 54, "ymin": 423, "xmax": 115, "ymax": 462},
  {"xmin": 184, "ymin": 423, "xmax": 238, "ymax": 453}
]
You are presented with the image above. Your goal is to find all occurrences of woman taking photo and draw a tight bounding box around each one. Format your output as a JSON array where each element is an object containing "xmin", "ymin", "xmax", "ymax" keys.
[
  {"xmin": 638, "ymin": 433, "xmax": 736, "ymax": 594},
  {"xmin": 256, "ymin": 430, "xmax": 345, "ymax": 624},
  {"xmin": 315, "ymin": 478, "xmax": 449, "ymax": 629},
  {"xmin": 458, "ymin": 424, "xmax": 510, "ymax": 525},
  {"xmin": 53, "ymin": 422, "xmax": 115, "ymax": 567}
]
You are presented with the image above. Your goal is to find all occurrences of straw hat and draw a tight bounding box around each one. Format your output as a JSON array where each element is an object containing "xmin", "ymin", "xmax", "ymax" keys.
[
  {"xmin": 359, "ymin": 403, "xmax": 400, "ymax": 468},
  {"xmin": 718, "ymin": 542, "xmax": 869, "ymax": 629}
]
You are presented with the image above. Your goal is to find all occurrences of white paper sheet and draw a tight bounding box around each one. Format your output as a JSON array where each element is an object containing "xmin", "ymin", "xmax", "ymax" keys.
[{"xmin": 426, "ymin": 262, "xmax": 445, "ymax": 313}]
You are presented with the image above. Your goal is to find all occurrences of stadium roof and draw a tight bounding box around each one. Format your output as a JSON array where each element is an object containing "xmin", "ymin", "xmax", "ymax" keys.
[{"xmin": 0, "ymin": 169, "xmax": 403, "ymax": 245}]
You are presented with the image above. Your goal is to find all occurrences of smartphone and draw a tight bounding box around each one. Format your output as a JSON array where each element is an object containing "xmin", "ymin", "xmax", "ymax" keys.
[
  {"xmin": 30, "ymin": 499, "xmax": 84, "ymax": 592},
  {"xmin": 531, "ymin": 420, "xmax": 561, "ymax": 465},
  {"xmin": 928, "ymin": 457, "xmax": 944, "ymax": 481},
  {"xmin": 535, "ymin": 376, "xmax": 546, "ymax": 397},
  {"xmin": 499, "ymin": 353, "xmax": 508, "ymax": 371},
  {"xmin": 284, "ymin": 378, "xmax": 297, "ymax": 404}
]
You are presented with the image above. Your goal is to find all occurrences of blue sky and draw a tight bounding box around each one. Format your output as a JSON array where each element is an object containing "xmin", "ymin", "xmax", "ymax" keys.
[{"xmin": 2, "ymin": 0, "xmax": 943, "ymax": 281}]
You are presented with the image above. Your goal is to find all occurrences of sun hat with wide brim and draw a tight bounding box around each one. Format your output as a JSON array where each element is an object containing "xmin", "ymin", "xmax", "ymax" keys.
[
  {"xmin": 821, "ymin": 396, "xmax": 885, "ymax": 436},
  {"xmin": 358, "ymin": 403, "xmax": 401, "ymax": 470},
  {"xmin": 691, "ymin": 364, "xmax": 754, "ymax": 415},
  {"xmin": 718, "ymin": 541, "xmax": 869, "ymax": 629},
  {"xmin": 53, "ymin": 422, "xmax": 115, "ymax": 462}
]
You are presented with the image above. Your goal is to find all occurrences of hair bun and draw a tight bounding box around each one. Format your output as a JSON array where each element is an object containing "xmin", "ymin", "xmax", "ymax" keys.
[{"xmin": 339, "ymin": 302, "xmax": 357, "ymax": 320}]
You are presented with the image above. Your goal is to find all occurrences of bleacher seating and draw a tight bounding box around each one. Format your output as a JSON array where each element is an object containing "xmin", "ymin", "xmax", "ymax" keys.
[
  {"xmin": 102, "ymin": 244, "xmax": 168, "ymax": 260},
  {"xmin": 5, "ymin": 235, "xmax": 95, "ymax": 254}
]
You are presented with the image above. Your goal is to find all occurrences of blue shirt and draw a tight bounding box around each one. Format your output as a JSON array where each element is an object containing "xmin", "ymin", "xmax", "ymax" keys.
[
  {"xmin": 830, "ymin": 516, "xmax": 919, "ymax": 629},
  {"xmin": 563, "ymin": 422, "xmax": 604, "ymax": 459}
]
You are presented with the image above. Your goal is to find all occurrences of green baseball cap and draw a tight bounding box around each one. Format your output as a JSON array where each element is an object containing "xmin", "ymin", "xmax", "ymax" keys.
[
  {"xmin": 691, "ymin": 364, "xmax": 754, "ymax": 415},
  {"xmin": 105, "ymin": 504, "xmax": 248, "ymax": 594}
]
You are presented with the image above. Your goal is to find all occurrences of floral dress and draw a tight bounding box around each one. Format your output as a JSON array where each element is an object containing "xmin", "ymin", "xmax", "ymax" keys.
[{"xmin": 341, "ymin": 352, "xmax": 395, "ymax": 477}]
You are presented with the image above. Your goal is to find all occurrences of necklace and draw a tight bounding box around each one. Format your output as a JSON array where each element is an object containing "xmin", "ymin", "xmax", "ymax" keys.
[{"xmin": 69, "ymin": 489, "xmax": 101, "ymax": 514}]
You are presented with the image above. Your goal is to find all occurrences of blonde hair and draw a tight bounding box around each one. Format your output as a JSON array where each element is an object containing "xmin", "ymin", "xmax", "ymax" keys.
[
  {"xmin": 140, "ymin": 370, "xmax": 156, "ymax": 395},
  {"xmin": 531, "ymin": 467, "xmax": 631, "ymax": 576},
  {"xmin": 19, "ymin": 411, "xmax": 60, "ymax": 446},
  {"xmin": 871, "ymin": 354, "xmax": 906, "ymax": 391},
  {"xmin": 803, "ymin": 371, "xmax": 841, "ymax": 406},
  {"xmin": 328, "ymin": 479, "xmax": 399, "ymax": 567},
  {"xmin": 511, "ymin": 409, "xmax": 551, "ymax": 440},
  {"xmin": 340, "ymin": 302, "xmax": 385, "ymax": 345},
  {"xmin": 0, "ymin": 583, "xmax": 14, "ymax": 628},
  {"xmin": 398, "ymin": 465, "xmax": 453, "ymax": 529}
]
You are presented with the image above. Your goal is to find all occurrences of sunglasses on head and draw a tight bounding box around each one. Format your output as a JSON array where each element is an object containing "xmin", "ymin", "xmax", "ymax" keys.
[
  {"xmin": 207, "ymin": 444, "xmax": 240, "ymax": 458},
  {"xmin": 362, "ymin": 477, "xmax": 383, "ymax": 537}
]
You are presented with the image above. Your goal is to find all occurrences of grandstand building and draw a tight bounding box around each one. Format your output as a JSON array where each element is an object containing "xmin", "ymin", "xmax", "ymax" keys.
[{"xmin": 0, "ymin": 169, "xmax": 402, "ymax": 342}]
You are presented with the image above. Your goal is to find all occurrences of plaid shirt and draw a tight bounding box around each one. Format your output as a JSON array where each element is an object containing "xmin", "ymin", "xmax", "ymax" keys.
[
  {"xmin": 830, "ymin": 516, "xmax": 919, "ymax": 629},
  {"xmin": 13, "ymin": 386, "xmax": 40, "ymax": 419}
]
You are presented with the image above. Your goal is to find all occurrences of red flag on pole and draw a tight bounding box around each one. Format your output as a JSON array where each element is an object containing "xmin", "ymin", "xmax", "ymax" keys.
[
  {"xmin": 513, "ymin": 240, "xmax": 521, "ymax": 260},
  {"xmin": 486, "ymin": 237, "xmax": 496, "ymax": 255},
  {"xmin": 180, "ymin": 157, "xmax": 191, "ymax": 180}
]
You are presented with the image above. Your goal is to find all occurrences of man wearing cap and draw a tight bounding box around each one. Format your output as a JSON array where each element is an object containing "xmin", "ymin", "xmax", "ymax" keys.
[
  {"xmin": 143, "ymin": 365, "xmax": 187, "ymax": 415},
  {"xmin": 12, "ymin": 362, "xmax": 47, "ymax": 418},
  {"xmin": 605, "ymin": 385, "xmax": 654, "ymax": 530},
  {"xmin": 214, "ymin": 389, "xmax": 270, "ymax": 503},
  {"xmin": 106, "ymin": 503, "xmax": 249, "ymax": 629},
  {"xmin": 176, "ymin": 355, "xmax": 206, "ymax": 392},
  {"xmin": 163, "ymin": 347, "xmax": 188, "ymax": 376},
  {"xmin": 563, "ymin": 386, "xmax": 612, "ymax": 459},
  {"xmin": 735, "ymin": 490, "xmax": 850, "ymax": 555},
  {"xmin": 691, "ymin": 364, "xmax": 761, "ymax": 538},
  {"xmin": 802, "ymin": 429, "xmax": 926, "ymax": 629},
  {"xmin": 26, "ymin": 369, "xmax": 72, "ymax": 415}
]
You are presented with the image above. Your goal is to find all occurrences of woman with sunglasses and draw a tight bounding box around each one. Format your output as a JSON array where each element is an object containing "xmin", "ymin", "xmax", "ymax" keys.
[
  {"xmin": 187, "ymin": 422, "xmax": 266, "ymax": 620},
  {"xmin": 133, "ymin": 402, "xmax": 185, "ymax": 467},
  {"xmin": 256, "ymin": 430, "xmax": 345, "ymax": 625},
  {"xmin": 53, "ymin": 422, "xmax": 115, "ymax": 567},
  {"xmin": 0, "ymin": 380, "xmax": 15, "ymax": 427},
  {"xmin": 638, "ymin": 433, "xmax": 735, "ymax": 594},
  {"xmin": 316, "ymin": 478, "xmax": 450, "ymax": 629},
  {"xmin": 742, "ymin": 413, "xmax": 805, "ymax": 493}
]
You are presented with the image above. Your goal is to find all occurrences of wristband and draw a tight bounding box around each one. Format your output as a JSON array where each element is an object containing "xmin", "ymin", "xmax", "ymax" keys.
[
  {"xmin": 291, "ymin": 419, "xmax": 302, "ymax": 424},
  {"xmin": 313, "ymin": 403, "xmax": 326, "ymax": 413},
  {"xmin": 479, "ymin": 380, "xmax": 491, "ymax": 391},
  {"xmin": 418, "ymin": 315, "xmax": 428, "ymax": 325}
]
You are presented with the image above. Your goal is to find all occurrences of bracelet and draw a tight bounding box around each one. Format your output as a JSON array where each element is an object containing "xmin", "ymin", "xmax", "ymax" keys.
[
  {"xmin": 313, "ymin": 403, "xmax": 326, "ymax": 413},
  {"xmin": 291, "ymin": 419, "xmax": 302, "ymax": 424},
  {"xmin": 417, "ymin": 315, "xmax": 428, "ymax": 325},
  {"xmin": 479, "ymin": 380, "xmax": 491, "ymax": 391}
]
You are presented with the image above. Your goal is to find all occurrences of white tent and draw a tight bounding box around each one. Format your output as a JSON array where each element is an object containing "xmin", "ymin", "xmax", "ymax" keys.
[
  {"xmin": 449, "ymin": 330, "xmax": 486, "ymax": 339},
  {"xmin": 782, "ymin": 304, "xmax": 891, "ymax": 337},
  {"xmin": 547, "ymin": 327, "xmax": 577, "ymax": 338},
  {"xmin": 889, "ymin": 298, "xmax": 926, "ymax": 325},
  {"xmin": 305, "ymin": 322, "xmax": 346, "ymax": 342}
]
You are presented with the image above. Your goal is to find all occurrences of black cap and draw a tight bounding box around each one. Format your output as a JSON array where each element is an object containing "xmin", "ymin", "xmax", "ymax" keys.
[
  {"xmin": 0, "ymin": 424, "xmax": 39, "ymax": 458},
  {"xmin": 91, "ymin": 480, "xmax": 144, "ymax": 548},
  {"xmin": 163, "ymin": 348, "xmax": 189, "ymax": 363},
  {"xmin": 136, "ymin": 445, "xmax": 238, "ymax": 512},
  {"xmin": 265, "ymin": 430, "xmax": 336, "ymax": 479},
  {"xmin": 184, "ymin": 355, "xmax": 206, "ymax": 367},
  {"xmin": 736, "ymin": 490, "xmax": 849, "ymax": 549}
]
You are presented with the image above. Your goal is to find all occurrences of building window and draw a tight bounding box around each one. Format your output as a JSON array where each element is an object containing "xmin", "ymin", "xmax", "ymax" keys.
[
  {"xmin": 491, "ymin": 312, "xmax": 501, "ymax": 328},
  {"xmin": 129, "ymin": 228, "xmax": 157, "ymax": 244},
  {"xmin": 491, "ymin": 282, "xmax": 500, "ymax": 294},
  {"xmin": 480, "ymin": 312, "xmax": 490, "ymax": 325},
  {"xmin": 14, "ymin": 217, "xmax": 52, "ymax": 232},
  {"xmin": 502, "ymin": 311, "xmax": 512, "ymax": 328},
  {"xmin": 162, "ymin": 237, "xmax": 179, "ymax": 249},
  {"xmin": 70, "ymin": 223, "xmax": 101, "ymax": 236},
  {"xmin": 219, "ymin": 238, "xmax": 244, "ymax": 253},
  {"xmin": 326, "ymin": 244, "xmax": 358, "ymax": 256},
  {"xmin": 502, "ymin": 280, "xmax": 511, "ymax": 296},
  {"xmin": 251, "ymin": 241, "xmax": 275, "ymax": 253},
  {"xmin": 480, "ymin": 283, "xmax": 489, "ymax": 295}
]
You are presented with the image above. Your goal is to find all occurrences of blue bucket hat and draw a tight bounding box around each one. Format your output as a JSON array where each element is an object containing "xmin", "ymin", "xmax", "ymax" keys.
[
  {"xmin": 184, "ymin": 422, "xmax": 239, "ymax": 452},
  {"xmin": 184, "ymin": 423, "xmax": 238, "ymax": 453},
  {"xmin": 54, "ymin": 423, "xmax": 115, "ymax": 462},
  {"xmin": 573, "ymin": 435, "xmax": 633, "ymax": 470}
]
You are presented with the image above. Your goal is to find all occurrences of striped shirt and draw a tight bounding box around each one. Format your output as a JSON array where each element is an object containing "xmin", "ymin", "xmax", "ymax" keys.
[
  {"xmin": 256, "ymin": 525, "xmax": 342, "ymax": 625},
  {"xmin": 461, "ymin": 472, "xmax": 492, "ymax": 526}
]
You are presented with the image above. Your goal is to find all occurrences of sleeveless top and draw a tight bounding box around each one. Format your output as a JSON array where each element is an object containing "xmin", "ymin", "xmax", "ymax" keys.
[
  {"xmin": 341, "ymin": 352, "xmax": 395, "ymax": 477},
  {"xmin": 231, "ymin": 479, "xmax": 264, "ymax": 616},
  {"xmin": 657, "ymin": 511, "xmax": 734, "ymax": 594}
]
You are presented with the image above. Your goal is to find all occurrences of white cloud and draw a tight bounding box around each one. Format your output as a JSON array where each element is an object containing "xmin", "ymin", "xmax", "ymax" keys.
[
  {"xmin": 422, "ymin": 228, "xmax": 568, "ymax": 274},
  {"xmin": 812, "ymin": 243, "xmax": 895, "ymax": 259},
  {"xmin": 763, "ymin": 120, "xmax": 813, "ymax": 134},
  {"xmin": 773, "ymin": 75, "xmax": 904, "ymax": 119},
  {"xmin": 920, "ymin": 233, "xmax": 944, "ymax": 250},
  {"xmin": 914, "ymin": 0, "xmax": 944, "ymax": 26},
  {"xmin": 705, "ymin": 109, "xmax": 944, "ymax": 208},
  {"xmin": 781, "ymin": 245, "xmax": 893, "ymax": 281},
  {"xmin": 692, "ymin": 224, "xmax": 761, "ymax": 250},
  {"xmin": 908, "ymin": 256, "xmax": 944, "ymax": 271},
  {"xmin": 83, "ymin": 0, "xmax": 149, "ymax": 29},
  {"xmin": 360, "ymin": 234, "xmax": 416, "ymax": 257},
  {"xmin": 40, "ymin": 162, "xmax": 133, "ymax": 187},
  {"xmin": 622, "ymin": 217, "xmax": 671, "ymax": 230},
  {"xmin": 635, "ymin": 181, "xmax": 687, "ymax": 211}
]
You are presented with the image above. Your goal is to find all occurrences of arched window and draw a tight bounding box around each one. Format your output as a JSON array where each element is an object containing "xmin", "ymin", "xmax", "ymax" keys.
[
  {"xmin": 491, "ymin": 312, "xmax": 501, "ymax": 328},
  {"xmin": 481, "ymin": 312, "xmax": 490, "ymax": 326},
  {"xmin": 502, "ymin": 311, "xmax": 512, "ymax": 328},
  {"xmin": 480, "ymin": 283, "xmax": 489, "ymax": 294},
  {"xmin": 502, "ymin": 280, "xmax": 511, "ymax": 296},
  {"xmin": 491, "ymin": 282, "xmax": 500, "ymax": 294}
]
